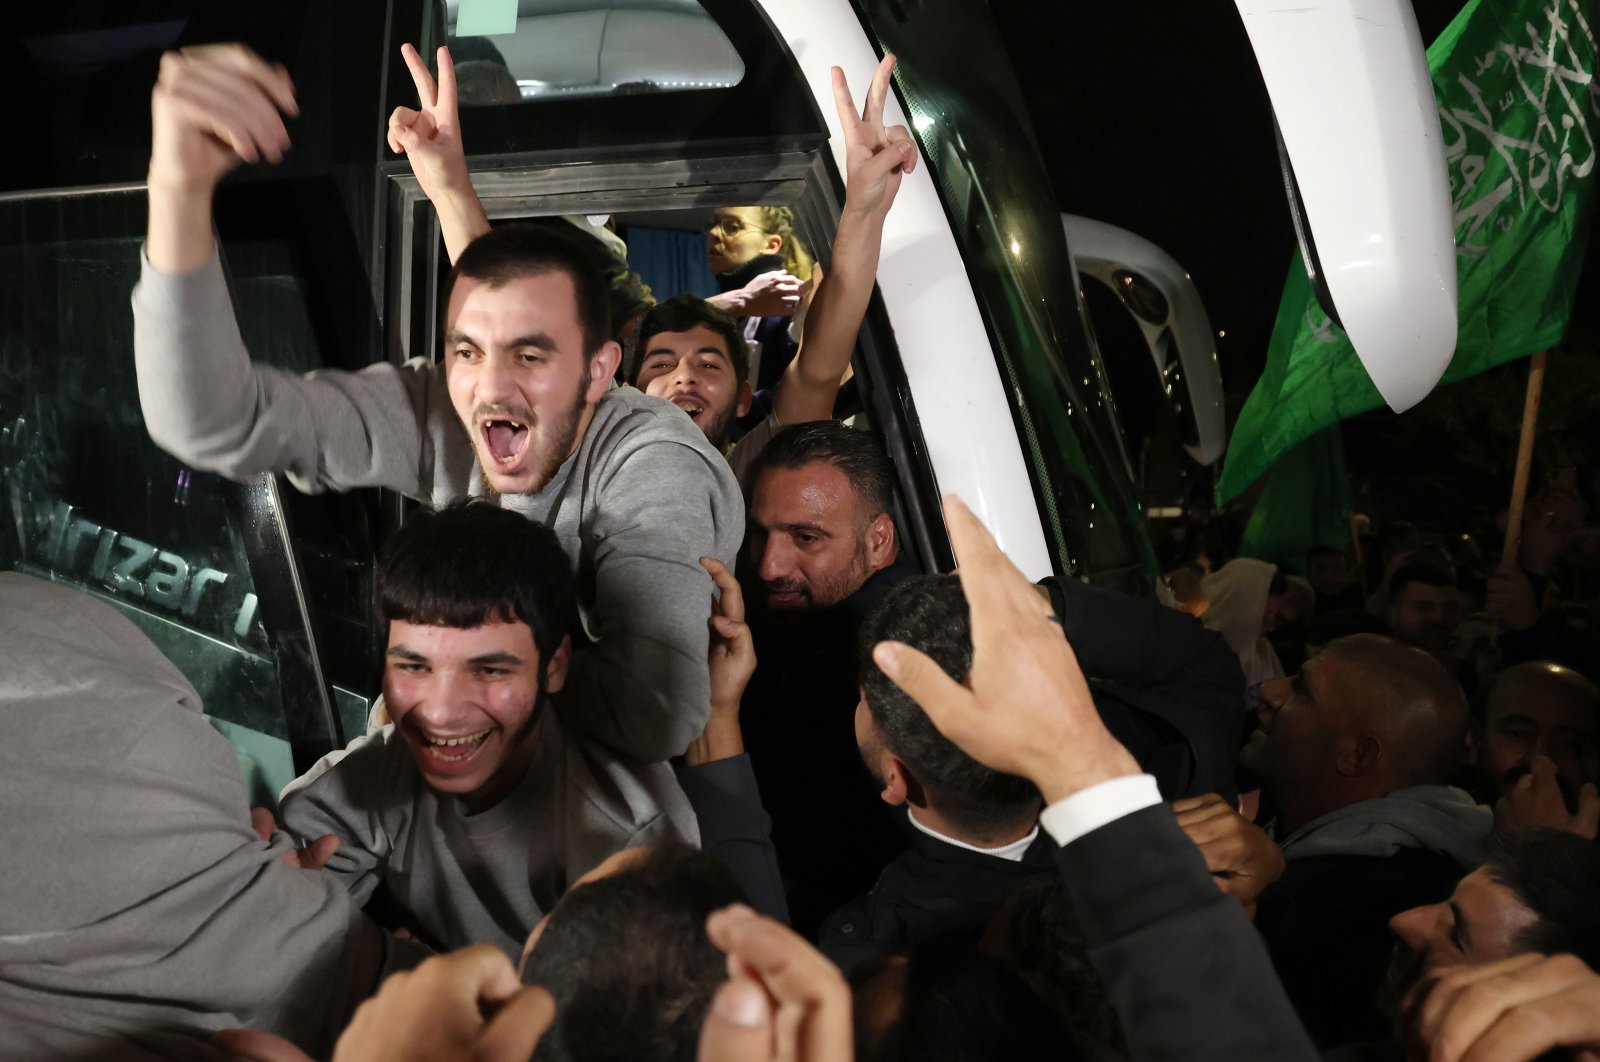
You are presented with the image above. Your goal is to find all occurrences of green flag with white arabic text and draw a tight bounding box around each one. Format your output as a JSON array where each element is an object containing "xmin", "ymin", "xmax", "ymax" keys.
[{"xmin": 1217, "ymin": 0, "xmax": 1599, "ymax": 504}]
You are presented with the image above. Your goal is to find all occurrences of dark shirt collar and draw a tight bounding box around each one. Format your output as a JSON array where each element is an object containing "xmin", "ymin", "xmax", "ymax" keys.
[{"xmin": 716, "ymin": 253, "xmax": 787, "ymax": 294}]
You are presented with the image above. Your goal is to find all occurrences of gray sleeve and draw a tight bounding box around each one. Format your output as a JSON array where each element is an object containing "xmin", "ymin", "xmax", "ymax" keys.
[
  {"xmin": 132, "ymin": 248, "xmax": 441, "ymax": 496},
  {"xmin": 278, "ymin": 741, "xmax": 394, "ymax": 906},
  {"xmin": 558, "ymin": 435, "xmax": 744, "ymax": 762}
]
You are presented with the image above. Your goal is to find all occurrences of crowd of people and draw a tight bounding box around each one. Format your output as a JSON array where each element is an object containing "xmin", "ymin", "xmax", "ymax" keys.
[{"xmin": 3, "ymin": 38, "xmax": 1600, "ymax": 1062}]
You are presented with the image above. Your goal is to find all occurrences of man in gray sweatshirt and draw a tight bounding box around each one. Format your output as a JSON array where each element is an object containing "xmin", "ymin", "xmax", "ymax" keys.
[
  {"xmin": 0, "ymin": 572, "xmax": 421, "ymax": 1061},
  {"xmin": 278, "ymin": 503, "xmax": 697, "ymax": 959},
  {"xmin": 132, "ymin": 44, "xmax": 742, "ymax": 764}
]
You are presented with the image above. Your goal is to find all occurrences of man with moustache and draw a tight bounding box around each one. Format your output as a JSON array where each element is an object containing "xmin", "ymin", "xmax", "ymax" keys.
[
  {"xmin": 1477, "ymin": 661, "xmax": 1600, "ymax": 836},
  {"xmin": 132, "ymin": 44, "xmax": 740, "ymax": 762}
]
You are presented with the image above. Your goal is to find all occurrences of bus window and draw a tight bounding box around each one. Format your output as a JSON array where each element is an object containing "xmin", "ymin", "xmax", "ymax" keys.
[
  {"xmin": 0, "ymin": 189, "xmax": 378, "ymax": 802},
  {"xmin": 440, "ymin": 1, "xmax": 743, "ymax": 105}
]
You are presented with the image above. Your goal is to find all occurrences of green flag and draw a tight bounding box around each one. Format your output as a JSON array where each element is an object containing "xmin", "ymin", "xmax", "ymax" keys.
[
  {"xmin": 1236, "ymin": 426, "xmax": 1353, "ymax": 574},
  {"xmin": 1218, "ymin": 0, "xmax": 1599, "ymax": 504}
]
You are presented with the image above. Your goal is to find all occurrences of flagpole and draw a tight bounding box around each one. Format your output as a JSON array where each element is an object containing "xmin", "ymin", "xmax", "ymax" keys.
[{"xmin": 1501, "ymin": 350, "xmax": 1549, "ymax": 565}]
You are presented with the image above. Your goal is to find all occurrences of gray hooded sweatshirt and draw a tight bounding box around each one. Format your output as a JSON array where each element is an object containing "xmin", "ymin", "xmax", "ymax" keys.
[
  {"xmin": 1278, "ymin": 784, "xmax": 1492, "ymax": 870},
  {"xmin": 0, "ymin": 573, "xmax": 418, "ymax": 1061}
]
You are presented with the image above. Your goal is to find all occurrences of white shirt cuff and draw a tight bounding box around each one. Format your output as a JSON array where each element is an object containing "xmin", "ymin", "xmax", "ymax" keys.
[{"xmin": 1039, "ymin": 774, "xmax": 1162, "ymax": 847}]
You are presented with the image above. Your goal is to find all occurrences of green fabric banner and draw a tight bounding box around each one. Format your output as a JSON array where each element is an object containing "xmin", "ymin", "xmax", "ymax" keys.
[
  {"xmin": 1217, "ymin": 0, "xmax": 1599, "ymax": 504},
  {"xmin": 1236, "ymin": 426, "xmax": 1353, "ymax": 574}
]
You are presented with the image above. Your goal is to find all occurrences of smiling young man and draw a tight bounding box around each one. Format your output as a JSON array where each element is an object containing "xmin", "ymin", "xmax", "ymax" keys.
[
  {"xmin": 278, "ymin": 503, "xmax": 696, "ymax": 959},
  {"xmin": 132, "ymin": 45, "xmax": 741, "ymax": 763}
]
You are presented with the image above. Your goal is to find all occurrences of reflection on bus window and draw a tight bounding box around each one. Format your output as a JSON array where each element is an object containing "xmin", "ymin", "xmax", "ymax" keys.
[
  {"xmin": 444, "ymin": 0, "xmax": 744, "ymax": 104},
  {"xmin": 0, "ymin": 193, "xmax": 295, "ymax": 803}
]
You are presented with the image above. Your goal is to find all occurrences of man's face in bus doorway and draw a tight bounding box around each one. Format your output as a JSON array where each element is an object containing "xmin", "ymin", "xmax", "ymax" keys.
[
  {"xmin": 632, "ymin": 324, "xmax": 752, "ymax": 448},
  {"xmin": 444, "ymin": 270, "xmax": 615, "ymax": 495},
  {"xmin": 746, "ymin": 460, "xmax": 895, "ymax": 614}
]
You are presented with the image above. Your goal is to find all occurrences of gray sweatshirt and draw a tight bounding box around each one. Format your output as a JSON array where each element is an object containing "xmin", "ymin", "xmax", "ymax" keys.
[
  {"xmin": 131, "ymin": 250, "xmax": 744, "ymax": 762},
  {"xmin": 0, "ymin": 573, "xmax": 419, "ymax": 1061},
  {"xmin": 280, "ymin": 710, "xmax": 699, "ymax": 959}
]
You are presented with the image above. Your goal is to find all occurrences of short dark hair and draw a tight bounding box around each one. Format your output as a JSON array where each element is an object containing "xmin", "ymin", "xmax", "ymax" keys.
[
  {"xmin": 448, "ymin": 223, "xmax": 613, "ymax": 358},
  {"xmin": 377, "ymin": 501, "xmax": 575, "ymax": 667},
  {"xmin": 883, "ymin": 952, "xmax": 1082, "ymax": 1062},
  {"xmin": 860, "ymin": 575, "xmax": 1040, "ymax": 834},
  {"xmin": 1390, "ymin": 560, "xmax": 1456, "ymax": 603},
  {"xmin": 522, "ymin": 845, "xmax": 746, "ymax": 1062},
  {"xmin": 1484, "ymin": 829, "xmax": 1600, "ymax": 972},
  {"xmin": 627, "ymin": 295, "xmax": 748, "ymax": 385},
  {"xmin": 753, "ymin": 422, "xmax": 895, "ymax": 520}
]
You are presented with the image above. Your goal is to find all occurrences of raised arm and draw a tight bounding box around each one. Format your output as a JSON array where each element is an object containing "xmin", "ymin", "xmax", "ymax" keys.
[
  {"xmin": 147, "ymin": 45, "xmax": 298, "ymax": 274},
  {"xmin": 137, "ymin": 44, "xmax": 440, "ymax": 495},
  {"xmin": 388, "ymin": 44, "xmax": 491, "ymax": 264},
  {"xmin": 772, "ymin": 56, "xmax": 915, "ymax": 426}
]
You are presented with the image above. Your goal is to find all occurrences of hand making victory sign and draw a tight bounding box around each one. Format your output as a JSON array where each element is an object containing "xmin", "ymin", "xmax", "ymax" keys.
[
  {"xmin": 830, "ymin": 54, "xmax": 917, "ymax": 217},
  {"xmin": 388, "ymin": 43, "xmax": 490, "ymax": 261}
]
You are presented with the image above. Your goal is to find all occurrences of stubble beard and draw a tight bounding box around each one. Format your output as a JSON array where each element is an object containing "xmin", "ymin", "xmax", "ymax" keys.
[{"xmin": 474, "ymin": 373, "xmax": 591, "ymax": 496}]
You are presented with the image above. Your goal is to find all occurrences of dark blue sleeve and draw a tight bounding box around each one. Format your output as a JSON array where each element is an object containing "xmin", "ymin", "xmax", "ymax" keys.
[{"xmin": 675, "ymin": 755, "xmax": 790, "ymax": 925}]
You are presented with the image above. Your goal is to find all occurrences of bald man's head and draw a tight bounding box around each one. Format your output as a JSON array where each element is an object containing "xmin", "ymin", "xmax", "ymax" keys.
[
  {"xmin": 1481, "ymin": 662, "xmax": 1600, "ymax": 807},
  {"xmin": 1242, "ymin": 634, "xmax": 1471, "ymax": 830},
  {"xmin": 1320, "ymin": 634, "xmax": 1471, "ymax": 788}
]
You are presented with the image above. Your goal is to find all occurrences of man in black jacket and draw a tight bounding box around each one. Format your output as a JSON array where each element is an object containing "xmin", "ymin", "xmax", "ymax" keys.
[
  {"xmin": 819, "ymin": 574, "xmax": 1057, "ymax": 972},
  {"xmin": 870, "ymin": 495, "xmax": 1320, "ymax": 1061}
]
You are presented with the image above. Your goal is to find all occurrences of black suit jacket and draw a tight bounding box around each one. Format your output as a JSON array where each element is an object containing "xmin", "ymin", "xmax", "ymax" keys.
[{"xmin": 1057, "ymin": 804, "xmax": 1320, "ymax": 1061}]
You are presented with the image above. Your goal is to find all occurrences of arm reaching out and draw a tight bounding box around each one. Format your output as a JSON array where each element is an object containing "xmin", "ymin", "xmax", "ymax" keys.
[
  {"xmin": 388, "ymin": 43, "xmax": 491, "ymax": 263},
  {"xmin": 772, "ymin": 55, "xmax": 916, "ymax": 426}
]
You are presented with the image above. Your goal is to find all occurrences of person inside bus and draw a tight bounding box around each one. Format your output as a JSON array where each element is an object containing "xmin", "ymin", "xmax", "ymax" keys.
[
  {"xmin": 134, "ymin": 44, "xmax": 742, "ymax": 767},
  {"xmin": 275, "ymin": 502, "xmax": 696, "ymax": 960},
  {"xmin": 390, "ymin": 44, "xmax": 913, "ymax": 479},
  {"xmin": 702, "ymin": 202, "xmax": 813, "ymax": 422}
]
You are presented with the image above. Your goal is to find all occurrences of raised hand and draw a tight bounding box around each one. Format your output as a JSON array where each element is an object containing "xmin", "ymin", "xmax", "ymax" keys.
[
  {"xmin": 685, "ymin": 557, "xmax": 756, "ymax": 766},
  {"xmin": 697, "ymin": 905, "xmax": 853, "ymax": 1062},
  {"xmin": 830, "ymin": 55, "xmax": 917, "ymax": 219},
  {"xmin": 388, "ymin": 43, "xmax": 472, "ymax": 205},
  {"xmin": 149, "ymin": 44, "xmax": 298, "ymax": 194},
  {"xmin": 871, "ymin": 496, "xmax": 1141, "ymax": 805},
  {"xmin": 1494, "ymin": 755, "xmax": 1600, "ymax": 839}
]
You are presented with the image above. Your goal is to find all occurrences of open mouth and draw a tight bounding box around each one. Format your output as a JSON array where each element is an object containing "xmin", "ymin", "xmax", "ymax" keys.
[
  {"xmin": 480, "ymin": 418, "xmax": 530, "ymax": 467},
  {"xmin": 422, "ymin": 728, "xmax": 491, "ymax": 764},
  {"xmin": 671, "ymin": 395, "xmax": 707, "ymax": 419}
]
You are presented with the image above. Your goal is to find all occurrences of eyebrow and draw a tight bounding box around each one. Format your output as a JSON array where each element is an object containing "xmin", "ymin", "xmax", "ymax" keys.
[
  {"xmin": 467, "ymin": 651, "xmax": 526, "ymax": 667},
  {"xmin": 646, "ymin": 345, "xmax": 728, "ymax": 360},
  {"xmin": 386, "ymin": 646, "xmax": 527, "ymax": 667},
  {"xmin": 775, "ymin": 521, "xmax": 829, "ymax": 537},
  {"xmin": 445, "ymin": 329, "xmax": 559, "ymax": 352},
  {"xmin": 1493, "ymin": 713, "xmax": 1540, "ymax": 728}
]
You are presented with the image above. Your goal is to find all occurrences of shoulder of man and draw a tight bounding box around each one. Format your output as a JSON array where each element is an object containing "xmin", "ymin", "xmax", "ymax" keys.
[
  {"xmin": 560, "ymin": 726, "xmax": 699, "ymax": 844},
  {"xmin": 279, "ymin": 726, "xmax": 420, "ymax": 818}
]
